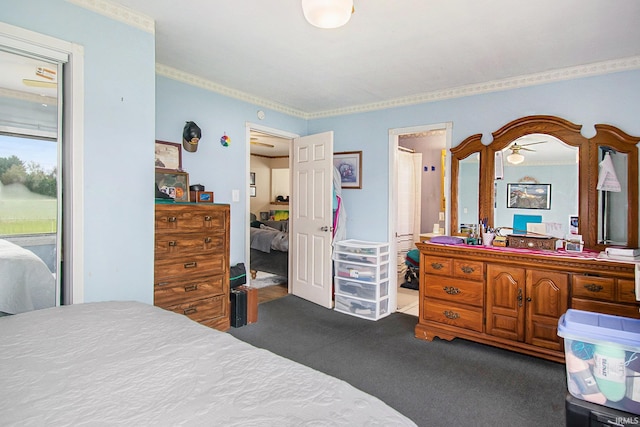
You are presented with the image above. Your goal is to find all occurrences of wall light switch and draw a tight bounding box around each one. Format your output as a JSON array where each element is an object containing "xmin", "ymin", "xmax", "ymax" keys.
[
  {"xmin": 439, "ymin": 212, "xmax": 445, "ymax": 221},
  {"xmin": 232, "ymin": 189, "xmax": 239, "ymax": 202}
]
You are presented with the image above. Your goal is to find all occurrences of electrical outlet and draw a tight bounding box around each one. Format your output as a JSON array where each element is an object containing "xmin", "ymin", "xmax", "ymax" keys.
[{"xmin": 439, "ymin": 212, "xmax": 445, "ymax": 221}]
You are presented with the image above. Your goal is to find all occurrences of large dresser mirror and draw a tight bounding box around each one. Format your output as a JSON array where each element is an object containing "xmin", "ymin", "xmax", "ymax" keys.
[{"xmin": 450, "ymin": 115, "xmax": 639, "ymax": 250}]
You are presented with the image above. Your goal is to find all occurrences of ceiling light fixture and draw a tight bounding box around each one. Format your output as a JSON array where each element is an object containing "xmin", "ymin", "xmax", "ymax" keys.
[
  {"xmin": 302, "ymin": 0, "xmax": 354, "ymax": 29},
  {"xmin": 507, "ymin": 152, "xmax": 524, "ymax": 165}
]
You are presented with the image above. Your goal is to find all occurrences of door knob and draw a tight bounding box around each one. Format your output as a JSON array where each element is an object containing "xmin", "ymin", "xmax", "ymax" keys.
[{"xmin": 321, "ymin": 226, "xmax": 334, "ymax": 232}]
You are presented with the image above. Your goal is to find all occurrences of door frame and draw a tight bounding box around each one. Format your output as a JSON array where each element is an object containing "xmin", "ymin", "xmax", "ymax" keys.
[
  {"xmin": 388, "ymin": 122, "xmax": 452, "ymax": 312},
  {"xmin": 245, "ymin": 122, "xmax": 299, "ymax": 291},
  {"xmin": 0, "ymin": 22, "xmax": 85, "ymax": 305}
]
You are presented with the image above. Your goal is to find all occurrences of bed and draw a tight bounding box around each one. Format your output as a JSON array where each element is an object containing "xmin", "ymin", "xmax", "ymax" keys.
[
  {"xmin": 250, "ymin": 218, "xmax": 289, "ymax": 279},
  {"xmin": 0, "ymin": 301, "xmax": 416, "ymax": 426},
  {"xmin": 0, "ymin": 238, "xmax": 55, "ymax": 315}
]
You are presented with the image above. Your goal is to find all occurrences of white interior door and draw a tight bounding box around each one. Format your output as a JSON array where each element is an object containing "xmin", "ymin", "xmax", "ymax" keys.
[
  {"xmin": 290, "ymin": 131, "xmax": 334, "ymax": 308},
  {"xmin": 396, "ymin": 150, "xmax": 422, "ymax": 282}
]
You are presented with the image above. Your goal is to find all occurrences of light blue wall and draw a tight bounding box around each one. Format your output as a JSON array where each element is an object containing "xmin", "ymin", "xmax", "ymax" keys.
[
  {"xmin": 308, "ymin": 70, "xmax": 640, "ymax": 242},
  {"xmin": 3, "ymin": 1, "xmax": 639, "ymax": 305},
  {"xmin": 1, "ymin": 0, "xmax": 156, "ymax": 304},
  {"xmin": 155, "ymin": 76, "xmax": 307, "ymax": 264}
]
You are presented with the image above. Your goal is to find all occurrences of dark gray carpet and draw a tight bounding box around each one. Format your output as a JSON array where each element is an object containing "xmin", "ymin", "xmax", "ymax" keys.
[{"xmin": 228, "ymin": 295, "xmax": 567, "ymax": 427}]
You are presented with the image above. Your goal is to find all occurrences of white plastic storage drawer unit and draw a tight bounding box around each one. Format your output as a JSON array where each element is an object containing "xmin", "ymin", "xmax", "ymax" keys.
[
  {"xmin": 333, "ymin": 240, "xmax": 390, "ymax": 321},
  {"xmin": 334, "ymin": 294, "xmax": 390, "ymax": 321},
  {"xmin": 335, "ymin": 277, "xmax": 389, "ymax": 301}
]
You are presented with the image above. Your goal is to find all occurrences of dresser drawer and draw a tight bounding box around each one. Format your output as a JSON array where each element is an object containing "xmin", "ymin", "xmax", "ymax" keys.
[
  {"xmin": 165, "ymin": 294, "xmax": 227, "ymax": 324},
  {"xmin": 155, "ymin": 208, "xmax": 226, "ymax": 233},
  {"xmin": 572, "ymin": 298, "xmax": 640, "ymax": 319},
  {"xmin": 423, "ymin": 256, "xmax": 452, "ymax": 276},
  {"xmin": 452, "ymin": 259, "xmax": 484, "ymax": 281},
  {"xmin": 155, "ymin": 234, "xmax": 224, "ymax": 259},
  {"xmin": 618, "ymin": 279, "xmax": 638, "ymax": 303},
  {"xmin": 155, "ymin": 254, "xmax": 225, "ymax": 280},
  {"xmin": 424, "ymin": 276, "xmax": 484, "ymax": 307},
  {"xmin": 572, "ymin": 275, "xmax": 615, "ymax": 300},
  {"xmin": 154, "ymin": 275, "xmax": 225, "ymax": 308},
  {"xmin": 423, "ymin": 299, "xmax": 483, "ymax": 332}
]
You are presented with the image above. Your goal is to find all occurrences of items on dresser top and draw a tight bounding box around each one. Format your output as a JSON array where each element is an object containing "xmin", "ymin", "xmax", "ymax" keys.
[{"xmin": 154, "ymin": 203, "xmax": 230, "ymax": 331}]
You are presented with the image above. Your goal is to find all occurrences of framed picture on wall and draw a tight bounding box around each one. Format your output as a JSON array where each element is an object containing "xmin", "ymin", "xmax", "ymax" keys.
[
  {"xmin": 250, "ymin": 172, "xmax": 255, "ymax": 186},
  {"xmin": 507, "ymin": 183, "xmax": 551, "ymax": 210},
  {"xmin": 250, "ymin": 186, "xmax": 256, "ymax": 197},
  {"xmin": 155, "ymin": 140, "xmax": 182, "ymax": 171},
  {"xmin": 334, "ymin": 151, "xmax": 362, "ymax": 189},
  {"xmin": 155, "ymin": 170, "xmax": 189, "ymax": 202}
]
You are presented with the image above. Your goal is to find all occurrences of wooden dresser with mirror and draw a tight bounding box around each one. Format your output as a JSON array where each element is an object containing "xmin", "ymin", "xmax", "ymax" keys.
[{"xmin": 416, "ymin": 115, "xmax": 639, "ymax": 362}]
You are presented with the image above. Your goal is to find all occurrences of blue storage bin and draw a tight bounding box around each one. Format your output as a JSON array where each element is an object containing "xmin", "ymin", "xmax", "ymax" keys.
[{"xmin": 558, "ymin": 309, "xmax": 640, "ymax": 415}]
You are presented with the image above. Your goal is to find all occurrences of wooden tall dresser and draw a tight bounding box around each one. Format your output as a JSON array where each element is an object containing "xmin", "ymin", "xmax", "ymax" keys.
[{"xmin": 154, "ymin": 202, "xmax": 230, "ymax": 331}]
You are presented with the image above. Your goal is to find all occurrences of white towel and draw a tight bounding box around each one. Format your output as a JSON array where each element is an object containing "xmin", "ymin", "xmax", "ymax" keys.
[{"xmin": 596, "ymin": 152, "xmax": 621, "ymax": 192}]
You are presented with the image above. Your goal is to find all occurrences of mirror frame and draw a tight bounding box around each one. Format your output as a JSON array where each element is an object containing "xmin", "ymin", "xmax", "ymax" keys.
[
  {"xmin": 450, "ymin": 115, "xmax": 640, "ymax": 250},
  {"xmin": 588, "ymin": 124, "xmax": 639, "ymax": 250},
  {"xmin": 450, "ymin": 134, "xmax": 486, "ymax": 236}
]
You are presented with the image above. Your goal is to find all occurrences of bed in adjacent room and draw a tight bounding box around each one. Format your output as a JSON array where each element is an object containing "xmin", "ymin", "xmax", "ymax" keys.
[
  {"xmin": 0, "ymin": 301, "xmax": 416, "ymax": 426},
  {"xmin": 249, "ymin": 217, "xmax": 289, "ymax": 279}
]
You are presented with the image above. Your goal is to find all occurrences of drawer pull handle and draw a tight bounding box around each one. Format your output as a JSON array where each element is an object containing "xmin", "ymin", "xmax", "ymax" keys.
[
  {"xmin": 443, "ymin": 286, "xmax": 460, "ymax": 295},
  {"xmin": 184, "ymin": 284, "xmax": 198, "ymax": 292},
  {"xmin": 168, "ymin": 241, "xmax": 177, "ymax": 247},
  {"xmin": 184, "ymin": 262, "xmax": 197, "ymax": 268},
  {"xmin": 584, "ymin": 283, "xmax": 603, "ymax": 292},
  {"xmin": 183, "ymin": 307, "xmax": 197, "ymax": 315},
  {"xmin": 157, "ymin": 282, "xmax": 170, "ymax": 287},
  {"xmin": 204, "ymin": 237, "xmax": 212, "ymax": 243},
  {"xmin": 460, "ymin": 266, "xmax": 475, "ymax": 274},
  {"xmin": 443, "ymin": 310, "xmax": 460, "ymax": 320},
  {"xmin": 431, "ymin": 262, "xmax": 444, "ymax": 270},
  {"xmin": 517, "ymin": 288, "xmax": 523, "ymax": 307},
  {"xmin": 204, "ymin": 216, "xmax": 212, "ymax": 221},
  {"xmin": 167, "ymin": 217, "xmax": 177, "ymax": 222}
]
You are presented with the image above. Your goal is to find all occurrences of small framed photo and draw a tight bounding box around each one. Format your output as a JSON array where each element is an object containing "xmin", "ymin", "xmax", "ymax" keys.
[
  {"xmin": 334, "ymin": 151, "xmax": 362, "ymax": 189},
  {"xmin": 155, "ymin": 170, "xmax": 189, "ymax": 202},
  {"xmin": 250, "ymin": 186, "xmax": 256, "ymax": 197},
  {"xmin": 507, "ymin": 183, "xmax": 551, "ymax": 210},
  {"xmin": 569, "ymin": 215, "xmax": 579, "ymax": 234},
  {"xmin": 155, "ymin": 140, "xmax": 182, "ymax": 171},
  {"xmin": 250, "ymin": 172, "xmax": 256, "ymax": 186}
]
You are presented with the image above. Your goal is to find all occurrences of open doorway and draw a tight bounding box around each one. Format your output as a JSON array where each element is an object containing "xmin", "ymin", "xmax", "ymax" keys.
[
  {"xmin": 389, "ymin": 123, "xmax": 452, "ymax": 316},
  {"xmin": 246, "ymin": 125, "xmax": 294, "ymax": 302}
]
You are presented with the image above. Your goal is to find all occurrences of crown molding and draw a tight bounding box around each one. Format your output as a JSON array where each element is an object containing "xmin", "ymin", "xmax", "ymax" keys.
[
  {"xmin": 155, "ymin": 64, "xmax": 309, "ymax": 119},
  {"xmin": 308, "ymin": 56, "xmax": 640, "ymax": 119},
  {"xmin": 66, "ymin": 0, "xmax": 154, "ymax": 34},
  {"xmin": 68, "ymin": 0, "xmax": 639, "ymax": 120}
]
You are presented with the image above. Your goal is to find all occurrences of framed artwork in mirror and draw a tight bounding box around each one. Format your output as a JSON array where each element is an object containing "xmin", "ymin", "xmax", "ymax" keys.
[
  {"xmin": 250, "ymin": 172, "xmax": 255, "ymax": 186},
  {"xmin": 334, "ymin": 151, "xmax": 362, "ymax": 189},
  {"xmin": 507, "ymin": 183, "xmax": 551, "ymax": 210},
  {"xmin": 250, "ymin": 186, "xmax": 256, "ymax": 197},
  {"xmin": 155, "ymin": 140, "xmax": 182, "ymax": 171}
]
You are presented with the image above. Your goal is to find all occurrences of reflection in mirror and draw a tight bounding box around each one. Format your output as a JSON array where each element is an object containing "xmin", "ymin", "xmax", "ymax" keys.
[
  {"xmin": 495, "ymin": 134, "xmax": 578, "ymax": 237},
  {"xmin": 450, "ymin": 135, "xmax": 484, "ymax": 236},
  {"xmin": 458, "ymin": 153, "xmax": 480, "ymax": 227},
  {"xmin": 597, "ymin": 147, "xmax": 628, "ymax": 245}
]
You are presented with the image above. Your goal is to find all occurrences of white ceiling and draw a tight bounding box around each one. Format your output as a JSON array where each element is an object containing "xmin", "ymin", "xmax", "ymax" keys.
[{"xmin": 107, "ymin": 0, "xmax": 640, "ymax": 117}]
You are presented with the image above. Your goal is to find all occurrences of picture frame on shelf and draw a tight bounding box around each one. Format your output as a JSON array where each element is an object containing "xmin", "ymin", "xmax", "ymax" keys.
[
  {"xmin": 333, "ymin": 151, "xmax": 362, "ymax": 189},
  {"xmin": 155, "ymin": 140, "xmax": 182, "ymax": 171},
  {"xmin": 155, "ymin": 170, "xmax": 189, "ymax": 202},
  {"xmin": 507, "ymin": 183, "xmax": 551, "ymax": 210}
]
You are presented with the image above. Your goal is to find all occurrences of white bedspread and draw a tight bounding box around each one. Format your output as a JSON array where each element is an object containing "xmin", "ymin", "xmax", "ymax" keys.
[
  {"xmin": 0, "ymin": 301, "xmax": 416, "ymax": 426},
  {"xmin": 0, "ymin": 239, "xmax": 55, "ymax": 314}
]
